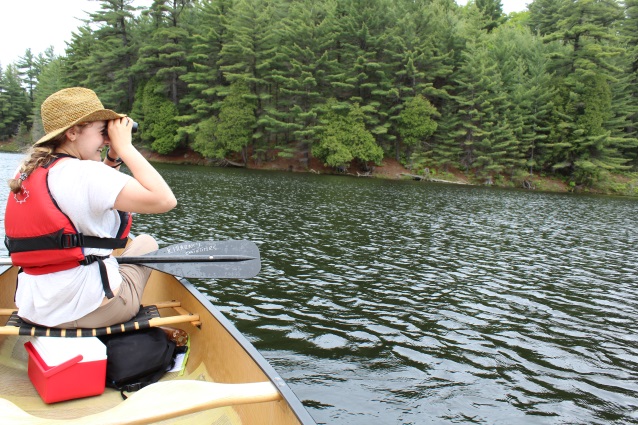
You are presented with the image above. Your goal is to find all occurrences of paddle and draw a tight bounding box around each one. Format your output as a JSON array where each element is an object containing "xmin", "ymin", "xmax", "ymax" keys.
[{"xmin": 0, "ymin": 240, "xmax": 261, "ymax": 279}]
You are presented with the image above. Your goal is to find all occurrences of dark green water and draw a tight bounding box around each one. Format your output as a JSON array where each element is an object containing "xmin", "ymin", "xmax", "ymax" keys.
[{"xmin": 2, "ymin": 153, "xmax": 638, "ymax": 424}]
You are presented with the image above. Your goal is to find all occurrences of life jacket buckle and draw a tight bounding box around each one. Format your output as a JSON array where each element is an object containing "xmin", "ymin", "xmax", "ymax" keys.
[{"xmin": 61, "ymin": 233, "xmax": 84, "ymax": 248}]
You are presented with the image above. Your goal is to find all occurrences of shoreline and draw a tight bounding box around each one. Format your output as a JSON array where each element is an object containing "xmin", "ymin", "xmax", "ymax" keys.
[{"xmin": 2, "ymin": 142, "xmax": 636, "ymax": 197}]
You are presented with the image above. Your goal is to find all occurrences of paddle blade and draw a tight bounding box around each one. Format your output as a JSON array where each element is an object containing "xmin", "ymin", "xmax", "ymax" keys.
[{"xmin": 135, "ymin": 240, "xmax": 261, "ymax": 279}]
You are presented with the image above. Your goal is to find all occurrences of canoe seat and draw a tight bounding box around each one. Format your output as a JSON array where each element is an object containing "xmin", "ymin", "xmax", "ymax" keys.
[
  {"xmin": 0, "ymin": 380, "xmax": 282, "ymax": 425},
  {"xmin": 0, "ymin": 301, "xmax": 200, "ymax": 337}
]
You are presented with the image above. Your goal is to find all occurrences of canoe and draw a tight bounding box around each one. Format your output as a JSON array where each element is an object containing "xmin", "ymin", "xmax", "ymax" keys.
[{"xmin": 0, "ymin": 258, "xmax": 315, "ymax": 424}]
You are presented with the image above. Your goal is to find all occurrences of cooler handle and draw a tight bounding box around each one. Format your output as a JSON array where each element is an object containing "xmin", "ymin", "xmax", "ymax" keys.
[{"xmin": 24, "ymin": 342, "xmax": 84, "ymax": 378}]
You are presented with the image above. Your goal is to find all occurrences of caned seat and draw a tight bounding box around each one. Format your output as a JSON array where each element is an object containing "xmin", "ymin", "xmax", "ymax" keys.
[{"xmin": 0, "ymin": 301, "xmax": 200, "ymax": 337}]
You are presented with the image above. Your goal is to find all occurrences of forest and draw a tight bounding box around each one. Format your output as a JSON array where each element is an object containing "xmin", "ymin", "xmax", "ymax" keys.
[{"xmin": 1, "ymin": 0, "xmax": 637, "ymax": 193}]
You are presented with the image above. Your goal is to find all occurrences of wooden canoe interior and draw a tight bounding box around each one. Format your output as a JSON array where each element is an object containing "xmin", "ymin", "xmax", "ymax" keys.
[{"xmin": 0, "ymin": 266, "xmax": 301, "ymax": 424}]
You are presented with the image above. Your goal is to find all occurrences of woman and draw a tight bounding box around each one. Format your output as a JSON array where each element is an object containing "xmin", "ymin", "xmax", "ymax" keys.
[{"xmin": 4, "ymin": 87, "xmax": 177, "ymax": 328}]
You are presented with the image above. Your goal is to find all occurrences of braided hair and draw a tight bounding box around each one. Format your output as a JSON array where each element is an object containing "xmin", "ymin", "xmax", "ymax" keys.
[{"xmin": 8, "ymin": 124, "xmax": 88, "ymax": 194}]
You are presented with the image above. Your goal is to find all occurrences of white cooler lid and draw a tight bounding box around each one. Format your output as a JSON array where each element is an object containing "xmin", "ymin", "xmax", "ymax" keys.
[{"xmin": 31, "ymin": 337, "xmax": 106, "ymax": 366}]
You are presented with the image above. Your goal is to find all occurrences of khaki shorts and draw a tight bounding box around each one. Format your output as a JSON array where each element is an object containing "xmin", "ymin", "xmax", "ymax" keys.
[{"xmin": 55, "ymin": 234, "xmax": 159, "ymax": 329}]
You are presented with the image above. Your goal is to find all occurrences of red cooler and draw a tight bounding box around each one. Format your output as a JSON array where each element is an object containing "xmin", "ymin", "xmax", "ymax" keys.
[{"xmin": 24, "ymin": 337, "xmax": 107, "ymax": 403}]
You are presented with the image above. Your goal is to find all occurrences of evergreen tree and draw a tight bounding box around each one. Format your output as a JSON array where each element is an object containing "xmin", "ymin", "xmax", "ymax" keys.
[
  {"xmin": 277, "ymin": 0, "xmax": 339, "ymax": 163},
  {"xmin": 313, "ymin": 99, "xmax": 382, "ymax": 171},
  {"xmin": 390, "ymin": 0, "xmax": 460, "ymax": 98},
  {"xmin": 0, "ymin": 64, "xmax": 30, "ymax": 140},
  {"xmin": 330, "ymin": 0, "xmax": 396, "ymax": 150},
  {"xmin": 63, "ymin": 25, "xmax": 100, "ymax": 88},
  {"xmin": 193, "ymin": 78, "xmax": 256, "ymax": 162},
  {"xmin": 134, "ymin": 78, "xmax": 180, "ymax": 154},
  {"xmin": 396, "ymin": 94, "xmax": 439, "ymax": 166},
  {"xmin": 136, "ymin": 0, "xmax": 195, "ymax": 106},
  {"xmin": 619, "ymin": 0, "xmax": 638, "ymax": 165},
  {"xmin": 79, "ymin": 0, "xmax": 140, "ymax": 111},
  {"xmin": 179, "ymin": 0, "xmax": 233, "ymax": 139},
  {"xmin": 527, "ymin": 0, "xmax": 566, "ymax": 37},
  {"xmin": 541, "ymin": 0, "xmax": 630, "ymax": 184},
  {"xmin": 30, "ymin": 58, "xmax": 68, "ymax": 143},
  {"xmin": 219, "ymin": 0, "xmax": 286, "ymax": 157},
  {"xmin": 430, "ymin": 100, "xmax": 462, "ymax": 171},
  {"xmin": 507, "ymin": 27, "xmax": 556, "ymax": 175},
  {"xmin": 451, "ymin": 39, "xmax": 516, "ymax": 178},
  {"xmin": 488, "ymin": 25, "xmax": 557, "ymax": 176},
  {"xmin": 476, "ymin": 0, "xmax": 505, "ymax": 32},
  {"xmin": 14, "ymin": 48, "xmax": 46, "ymax": 130},
  {"xmin": 16, "ymin": 49, "xmax": 39, "ymax": 103}
]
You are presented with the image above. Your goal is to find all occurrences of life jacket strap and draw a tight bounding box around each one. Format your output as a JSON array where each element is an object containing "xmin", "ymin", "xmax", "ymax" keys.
[
  {"xmin": 82, "ymin": 255, "xmax": 115, "ymax": 299},
  {"xmin": 5, "ymin": 230, "xmax": 128, "ymax": 253}
]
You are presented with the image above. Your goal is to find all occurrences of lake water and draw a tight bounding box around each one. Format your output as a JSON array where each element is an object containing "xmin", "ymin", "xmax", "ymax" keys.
[{"xmin": 2, "ymin": 152, "xmax": 638, "ymax": 424}]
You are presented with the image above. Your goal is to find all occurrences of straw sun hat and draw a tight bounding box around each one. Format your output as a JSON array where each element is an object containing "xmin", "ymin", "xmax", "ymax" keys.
[{"xmin": 35, "ymin": 87, "xmax": 126, "ymax": 145}]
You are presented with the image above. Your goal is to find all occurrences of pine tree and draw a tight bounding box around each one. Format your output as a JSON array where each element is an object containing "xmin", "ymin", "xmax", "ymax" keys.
[
  {"xmin": 509, "ymin": 28, "xmax": 555, "ymax": 175},
  {"xmin": 30, "ymin": 58, "xmax": 67, "ymax": 142},
  {"xmin": 527, "ymin": 0, "xmax": 566, "ymax": 37},
  {"xmin": 618, "ymin": 0, "xmax": 638, "ymax": 165},
  {"xmin": 83, "ymin": 0, "xmax": 140, "ymax": 111},
  {"xmin": 277, "ymin": 0, "xmax": 340, "ymax": 164},
  {"xmin": 134, "ymin": 78, "xmax": 180, "ymax": 154},
  {"xmin": 218, "ymin": 0, "xmax": 287, "ymax": 158},
  {"xmin": 135, "ymin": 0, "xmax": 195, "ymax": 106},
  {"xmin": 488, "ymin": 24, "xmax": 557, "ymax": 176},
  {"xmin": 451, "ymin": 39, "xmax": 516, "ymax": 178},
  {"xmin": 0, "ymin": 65, "xmax": 30, "ymax": 140},
  {"xmin": 386, "ymin": 0, "xmax": 458, "ymax": 161},
  {"xmin": 179, "ymin": 0, "xmax": 233, "ymax": 139},
  {"xmin": 328, "ymin": 0, "xmax": 396, "ymax": 150},
  {"xmin": 476, "ymin": 0, "xmax": 505, "ymax": 32},
  {"xmin": 193, "ymin": 78, "xmax": 256, "ymax": 161},
  {"xmin": 313, "ymin": 99, "xmax": 382, "ymax": 171},
  {"xmin": 396, "ymin": 94, "xmax": 439, "ymax": 167},
  {"xmin": 14, "ymin": 48, "xmax": 47, "ymax": 130},
  {"xmin": 541, "ymin": 0, "xmax": 630, "ymax": 184},
  {"xmin": 16, "ymin": 49, "xmax": 39, "ymax": 103},
  {"xmin": 63, "ymin": 25, "xmax": 100, "ymax": 88},
  {"xmin": 431, "ymin": 100, "xmax": 463, "ymax": 172}
]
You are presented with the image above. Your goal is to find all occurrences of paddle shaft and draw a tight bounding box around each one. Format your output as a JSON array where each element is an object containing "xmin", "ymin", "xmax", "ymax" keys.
[
  {"xmin": 0, "ymin": 255, "xmax": 256, "ymax": 267},
  {"xmin": 117, "ymin": 255, "xmax": 255, "ymax": 264}
]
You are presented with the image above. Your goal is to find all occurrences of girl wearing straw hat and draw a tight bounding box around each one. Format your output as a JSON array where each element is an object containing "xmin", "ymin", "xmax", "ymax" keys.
[{"xmin": 4, "ymin": 87, "xmax": 177, "ymax": 328}]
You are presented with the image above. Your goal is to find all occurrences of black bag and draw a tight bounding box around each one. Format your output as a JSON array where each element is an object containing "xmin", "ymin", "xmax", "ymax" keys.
[{"xmin": 99, "ymin": 328, "xmax": 176, "ymax": 396}]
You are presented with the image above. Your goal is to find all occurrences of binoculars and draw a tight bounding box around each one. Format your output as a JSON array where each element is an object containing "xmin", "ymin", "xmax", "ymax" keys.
[{"xmin": 101, "ymin": 120, "xmax": 138, "ymax": 136}]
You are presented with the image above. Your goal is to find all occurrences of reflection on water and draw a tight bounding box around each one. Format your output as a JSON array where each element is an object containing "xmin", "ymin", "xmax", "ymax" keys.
[{"xmin": 2, "ymin": 153, "xmax": 638, "ymax": 424}]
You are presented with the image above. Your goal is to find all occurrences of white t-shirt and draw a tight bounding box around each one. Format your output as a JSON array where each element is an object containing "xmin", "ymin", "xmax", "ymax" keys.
[{"xmin": 14, "ymin": 158, "xmax": 132, "ymax": 327}]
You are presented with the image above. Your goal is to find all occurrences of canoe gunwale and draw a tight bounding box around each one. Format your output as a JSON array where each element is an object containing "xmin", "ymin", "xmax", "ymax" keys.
[{"xmin": 173, "ymin": 274, "xmax": 316, "ymax": 424}]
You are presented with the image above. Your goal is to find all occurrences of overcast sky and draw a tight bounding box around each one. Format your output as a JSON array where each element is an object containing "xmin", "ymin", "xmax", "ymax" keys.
[{"xmin": 0, "ymin": 0, "xmax": 530, "ymax": 68}]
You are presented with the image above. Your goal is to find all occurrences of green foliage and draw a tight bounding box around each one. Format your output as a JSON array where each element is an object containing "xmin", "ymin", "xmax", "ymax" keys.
[
  {"xmin": 193, "ymin": 116, "xmax": 221, "ymax": 158},
  {"xmin": 149, "ymin": 101, "xmax": 180, "ymax": 155},
  {"xmin": 313, "ymin": 99, "xmax": 382, "ymax": 170},
  {"xmin": 476, "ymin": 0, "xmax": 505, "ymax": 32},
  {"xmin": 214, "ymin": 78, "xmax": 256, "ymax": 159},
  {"xmin": 312, "ymin": 133, "xmax": 354, "ymax": 170},
  {"xmin": 275, "ymin": 145, "xmax": 296, "ymax": 159},
  {"xmin": 135, "ymin": 0, "xmax": 195, "ymax": 106},
  {"xmin": 193, "ymin": 78, "xmax": 255, "ymax": 160},
  {"xmin": 0, "ymin": 0, "xmax": 637, "ymax": 192},
  {"xmin": 135, "ymin": 78, "xmax": 180, "ymax": 154},
  {"xmin": 0, "ymin": 64, "xmax": 30, "ymax": 140},
  {"xmin": 396, "ymin": 95, "xmax": 439, "ymax": 162}
]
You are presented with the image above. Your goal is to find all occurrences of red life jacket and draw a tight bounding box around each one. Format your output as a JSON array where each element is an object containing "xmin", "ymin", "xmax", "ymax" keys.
[{"xmin": 4, "ymin": 156, "xmax": 132, "ymax": 281}]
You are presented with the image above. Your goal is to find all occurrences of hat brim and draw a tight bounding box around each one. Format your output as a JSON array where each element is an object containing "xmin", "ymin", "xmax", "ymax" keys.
[{"xmin": 34, "ymin": 109, "xmax": 126, "ymax": 145}]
